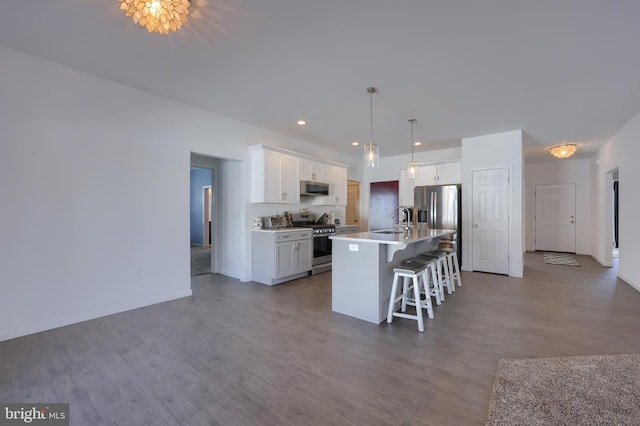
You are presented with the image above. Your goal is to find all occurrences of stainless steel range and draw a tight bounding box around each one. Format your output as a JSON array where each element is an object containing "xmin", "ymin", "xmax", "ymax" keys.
[{"xmin": 291, "ymin": 213, "xmax": 335, "ymax": 275}]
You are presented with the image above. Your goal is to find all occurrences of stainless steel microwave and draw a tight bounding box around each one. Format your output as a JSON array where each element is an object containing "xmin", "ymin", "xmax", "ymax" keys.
[{"xmin": 300, "ymin": 180, "xmax": 330, "ymax": 196}]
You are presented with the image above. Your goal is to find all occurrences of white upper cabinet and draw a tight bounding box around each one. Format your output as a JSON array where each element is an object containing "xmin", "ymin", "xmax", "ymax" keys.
[
  {"xmin": 312, "ymin": 165, "xmax": 348, "ymax": 206},
  {"xmin": 399, "ymin": 161, "xmax": 461, "ymax": 206},
  {"xmin": 415, "ymin": 162, "xmax": 461, "ymax": 185},
  {"xmin": 433, "ymin": 161, "xmax": 461, "ymax": 185},
  {"xmin": 329, "ymin": 166, "xmax": 347, "ymax": 206},
  {"xmin": 251, "ymin": 149, "xmax": 300, "ymax": 204},
  {"xmin": 399, "ymin": 170, "xmax": 415, "ymax": 206},
  {"xmin": 251, "ymin": 146, "xmax": 348, "ymax": 206},
  {"xmin": 298, "ymin": 160, "xmax": 326, "ymax": 182}
]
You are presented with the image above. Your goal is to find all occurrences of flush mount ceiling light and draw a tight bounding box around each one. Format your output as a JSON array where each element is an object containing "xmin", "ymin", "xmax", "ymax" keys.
[
  {"xmin": 297, "ymin": 119, "xmax": 307, "ymax": 126},
  {"xmin": 364, "ymin": 87, "xmax": 380, "ymax": 168},
  {"xmin": 550, "ymin": 143, "xmax": 577, "ymax": 159},
  {"xmin": 406, "ymin": 119, "xmax": 418, "ymax": 180},
  {"xmin": 117, "ymin": 0, "xmax": 191, "ymax": 35}
]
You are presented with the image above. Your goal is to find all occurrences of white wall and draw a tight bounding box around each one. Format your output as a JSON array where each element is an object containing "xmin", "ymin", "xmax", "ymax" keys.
[
  {"xmin": 0, "ymin": 46, "xmax": 359, "ymax": 341},
  {"xmin": 591, "ymin": 110, "xmax": 640, "ymax": 290},
  {"xmin": 524, "ymin": 159, "xmax": 591, "ymax": 254},
  {"xmin": 461, "ymin": 130, "xmax": 524, "ymax": 277}
]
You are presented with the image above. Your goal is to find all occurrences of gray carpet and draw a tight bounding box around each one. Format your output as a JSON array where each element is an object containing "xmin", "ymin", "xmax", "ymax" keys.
[
  {"xmin": 486, "ymin": 354, "xmax": 640, "ymax": 425},
  {"xmin": 544, "ymin": 252, "xmax": 580, "ymax": 266},
  {"xmin": 191, "ymin": 246, "xmax": 211, "ymax": 276}
]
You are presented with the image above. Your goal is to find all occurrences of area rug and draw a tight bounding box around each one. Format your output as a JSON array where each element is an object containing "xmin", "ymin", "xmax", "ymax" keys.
[
  {"xmin": 486, "ymin": 354, "xmax": 640, "ymax": 425},
  {"xmin": 544, "ymin": 252, "xmax": 580, "ymax": 266}
]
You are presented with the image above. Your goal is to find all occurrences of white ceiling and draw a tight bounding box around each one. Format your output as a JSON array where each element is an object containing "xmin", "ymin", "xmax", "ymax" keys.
[{"xmin": 2, "ymin": 0, "xmax": 640, "ymax": 163}]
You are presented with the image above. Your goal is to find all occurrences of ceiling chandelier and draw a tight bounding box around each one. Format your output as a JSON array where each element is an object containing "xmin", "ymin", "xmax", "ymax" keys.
[
  {"xmin": 406, "ymin": 119, "xmax": 418, "ymax": 179},
  {"xmin": 364, "ymin": 87, "xmax": 380, "ymax": 168},
  {"xmin": 117, "ymin": 0, "xmax": 191, "ymax": 35},
  {"xmin": 549, "ymin": 143, "xmax": 577, "ymax": 159}
]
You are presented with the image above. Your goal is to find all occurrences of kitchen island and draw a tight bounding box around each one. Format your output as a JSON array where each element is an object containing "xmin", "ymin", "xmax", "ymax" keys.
[{"xmin": 330, "ymin": 228, "xmax": 455, "ymax": 324}]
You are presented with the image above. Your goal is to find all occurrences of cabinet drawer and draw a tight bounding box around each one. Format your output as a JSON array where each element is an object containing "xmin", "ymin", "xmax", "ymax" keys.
[{"xmin": 275, "ymin": 231, "xmax": 312, "ymax": 242}]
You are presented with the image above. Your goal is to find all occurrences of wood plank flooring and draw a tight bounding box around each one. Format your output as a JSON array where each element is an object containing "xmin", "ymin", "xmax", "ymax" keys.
[{"xmin": 2, "ymin": 252, "xmax": 640, "ymax": 425}]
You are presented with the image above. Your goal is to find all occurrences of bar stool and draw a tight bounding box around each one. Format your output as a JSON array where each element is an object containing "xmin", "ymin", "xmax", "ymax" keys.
[
  {"xmin": 435, "ymin": 246, "xmax": 462, "ymax": 288},
  {"xmin": 387, "ymin": 260, "xmax": 434, "ymax": 332},
  {"xmin": 413, "ymin": 254, "xmax": 442, "ymax": 306},
  {"xmin": 418, "ymin": 251, "xmax": 453, "ymax": 299}
]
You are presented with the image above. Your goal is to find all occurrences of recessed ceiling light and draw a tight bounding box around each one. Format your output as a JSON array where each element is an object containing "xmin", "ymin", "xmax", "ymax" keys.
[
  {"xmin": 351, "ymin": 141, "xmax": 359, "ymax": 146},
  {"xmin": 297, "ymin": 120, "xmax": 307, "ymax": 126},
  {"xmin": 414, "ymin": 141, "xmax": 422, "ymax": 146}
]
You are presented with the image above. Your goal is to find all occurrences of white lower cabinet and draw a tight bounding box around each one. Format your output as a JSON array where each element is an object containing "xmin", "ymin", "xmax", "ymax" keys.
[
  {"xmin": 276, "ymin": 239, "xmax": 312, "ymax": 279},
  {"xmin": 252, "ymin": 229, "xmax": 312, "ymax": 285}
]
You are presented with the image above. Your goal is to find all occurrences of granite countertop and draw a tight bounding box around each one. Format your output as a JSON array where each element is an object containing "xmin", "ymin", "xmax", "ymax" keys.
[{"xmin": 330, "ymin": 228, "xmax": 454, "ymax": 245}]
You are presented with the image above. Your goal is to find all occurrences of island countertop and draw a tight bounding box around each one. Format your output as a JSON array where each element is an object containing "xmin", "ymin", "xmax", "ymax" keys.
[
  {"xmin": 330, "ymin": 227, "xmax": 455, "ymax": 324},
  {"xmin": 330, "ymin": 228, "xmax": 454, "ymax": 245}
]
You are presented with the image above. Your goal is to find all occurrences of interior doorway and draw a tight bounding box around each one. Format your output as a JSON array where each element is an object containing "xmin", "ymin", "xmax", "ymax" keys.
[
  {"xmin": 612, "ymin": 169, "xmax": 619, "ymax": 261},
  {"xmin": 602, "ymin": 167, "xmax": 618, "ymax": 267},
  {"xmin": 190, "ymin": 167, "xmax": 213, "ymax": 276},
  {"xmin": 203, "ymin": 185, "xmax": 212, "ymax": 246},
  {"xmin": 346, "ymin": 180, "xmax": 361, "ymax": 229}
]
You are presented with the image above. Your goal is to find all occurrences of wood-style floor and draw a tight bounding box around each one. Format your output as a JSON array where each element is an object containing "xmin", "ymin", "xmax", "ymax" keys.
[{"xmin": 2, "ymin": 252, "xmax": 640, "ymax": 425}]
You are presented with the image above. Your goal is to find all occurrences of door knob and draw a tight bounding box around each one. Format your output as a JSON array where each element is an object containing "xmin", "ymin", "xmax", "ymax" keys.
[{"xmin": 473, "ymin": 224, "xmax": 478, "ymax": 228}]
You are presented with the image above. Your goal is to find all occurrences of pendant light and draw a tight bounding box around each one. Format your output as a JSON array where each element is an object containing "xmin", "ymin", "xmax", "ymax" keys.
[
  {"xmin": 364, "ymin": 87, "xmax": 380, "ymax": 167},
  {"xmin": 406, "ymin": 119, "xmax": 418, "ymax": 180}
]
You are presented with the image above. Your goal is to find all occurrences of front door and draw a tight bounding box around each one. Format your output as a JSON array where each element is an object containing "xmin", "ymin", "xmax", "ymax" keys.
[
  {"xmin": 472, "ymin": 168, "xmax": 510, "ymax": 274},
  {"xmin": 535, "ymin": 184, "xmax": 576, "ymax": 253}
]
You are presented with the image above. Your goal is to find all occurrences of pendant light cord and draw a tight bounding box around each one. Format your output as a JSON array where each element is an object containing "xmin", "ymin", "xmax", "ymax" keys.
[
  {"xmin": 409, "ymin": 118, "xmax": 416, "ymax": 161},
  {"xmin": 367, "ymin": 87, "xmax": 376, "ymax": 145}
]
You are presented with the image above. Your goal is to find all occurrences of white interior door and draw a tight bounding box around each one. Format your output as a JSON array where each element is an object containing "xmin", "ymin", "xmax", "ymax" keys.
[
  {"xmin": 346, "ymin": 180, "xmax": 360, "ymax": 226},
  {"xmin": 535, "ymin": 184, "xmax": 576, "ymax": 253},
  {"xmin": 472, "ymin": 168, "xmax": 510, "ymax": 274}
]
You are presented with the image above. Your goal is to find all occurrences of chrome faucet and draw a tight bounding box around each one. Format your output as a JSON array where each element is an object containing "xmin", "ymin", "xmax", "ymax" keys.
[{"xmin": 390, "ymin": 206, "xmax": 413, "ymax": 231}]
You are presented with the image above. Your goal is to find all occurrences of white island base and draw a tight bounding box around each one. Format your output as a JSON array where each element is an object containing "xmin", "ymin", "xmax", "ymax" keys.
[{"xmin": 330, "ymin": 228, "xmax": 454, "ymax": 324}]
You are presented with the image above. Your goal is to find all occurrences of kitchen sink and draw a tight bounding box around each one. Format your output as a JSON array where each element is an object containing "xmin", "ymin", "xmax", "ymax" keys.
[{"xmin": 373, "ymin": 230, "xmax": 406, "ymax": 234}]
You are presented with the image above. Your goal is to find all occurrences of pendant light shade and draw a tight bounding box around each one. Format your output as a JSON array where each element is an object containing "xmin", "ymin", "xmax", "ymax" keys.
[
  {"xmin": 406, "ymin": 119, "xmax": 418, "ymax": 180},
  {"xmin": 364, "ymin": 143, "xmax": 379, "ymax": 167},
  {"xmin": 364, "ymin": 87, "xmax": 380, "ymax": 167}
]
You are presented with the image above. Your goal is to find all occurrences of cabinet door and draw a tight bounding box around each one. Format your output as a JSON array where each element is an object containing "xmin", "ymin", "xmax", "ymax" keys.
[
  {"xmin": 436, "ymin": 162, "xmax": 461, "ymax": 185},
  {"xmin": 399, "ymin": 170, "xmax": 415, "ymax": 206},
  {"xmin": 275, "ymin": 242, "xmax": 295, "ymax": 278},
  {"xmin": 263, "ymin": 150, "xmax": 285, "ymax": 203},
  {"xmin": 295, "ymin": 239, "xmax": 312, "ymax": 273},
  {"xmin": 330, "ymin": 167, "xmax": 347, "ymax": 205},
  {"xmin": 416, "ymin": 165, "xmax": 438, "ymax": 186},
  {"xmin": 281, "ymin": 155, "xmax": 300, "ymax": 204},
  {"xmin": 299, "ymin": 160, "xmax": 325, "ymax": 182}
]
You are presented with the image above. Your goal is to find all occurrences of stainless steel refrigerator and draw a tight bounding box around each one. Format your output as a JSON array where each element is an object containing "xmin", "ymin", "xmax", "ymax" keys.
[{"xmin": 414, "ymin": 184, "xmax": 462, "ymax": 263}]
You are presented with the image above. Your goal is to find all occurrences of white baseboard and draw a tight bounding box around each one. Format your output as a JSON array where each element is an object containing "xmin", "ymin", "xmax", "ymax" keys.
[
  {"xmin": 618, "ymin": 273, "xmax": 640, "ymax": 293},
  {"xmin": 590, "ymin": 253, "xmax": 613, "ymax": 267},
  {"xmin": 0, "ymin": 289, "xmax": 193, "ymax": 342}
]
